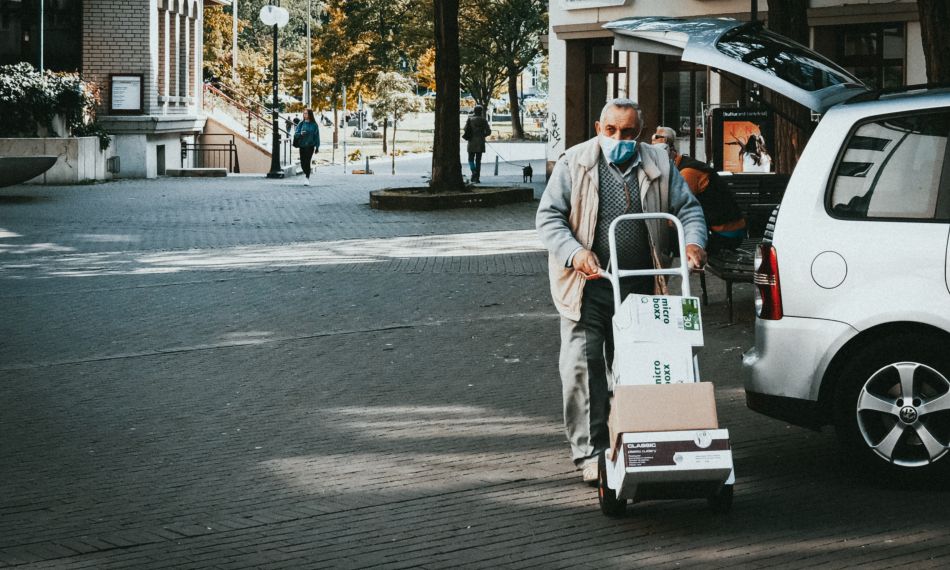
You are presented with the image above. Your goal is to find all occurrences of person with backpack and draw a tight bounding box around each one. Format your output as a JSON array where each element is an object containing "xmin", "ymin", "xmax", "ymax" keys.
[
  {"xmin": 653, "ymin": 126, "xmax": 747, "ymax": 252},
  {"xmin": 293, "ymin": 109, "xmax": 321, "ymax": 186},
  {"xmin": 462, "ymin": 105, "xmax": 491, "ymax": 183}
]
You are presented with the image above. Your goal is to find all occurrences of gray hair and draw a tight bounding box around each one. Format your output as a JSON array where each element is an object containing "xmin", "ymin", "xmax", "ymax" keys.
[
  {"xmin": 599, "ymin": 98, "xmax": 644, "ymax": 126},
  {"xmin": 655, "ymin": 126, "xmax": 677, "ymax": 151}
]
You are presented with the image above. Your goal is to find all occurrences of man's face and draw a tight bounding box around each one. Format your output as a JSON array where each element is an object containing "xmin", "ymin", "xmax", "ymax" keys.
[{"xmin": 595, "ymin": 106, "xmax": 640, "ymax": 140}]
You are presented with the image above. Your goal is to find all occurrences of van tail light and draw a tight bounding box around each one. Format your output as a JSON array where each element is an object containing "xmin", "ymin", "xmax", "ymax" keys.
[{"xmin": 753, "ymin": 243, "xmax": 783, "ymax": 320}]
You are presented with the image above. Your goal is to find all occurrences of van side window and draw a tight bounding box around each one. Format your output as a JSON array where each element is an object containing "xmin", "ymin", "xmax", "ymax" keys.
[{"xmin": 830, "ymin": 111, "xmax": 950, "ymax": 221}]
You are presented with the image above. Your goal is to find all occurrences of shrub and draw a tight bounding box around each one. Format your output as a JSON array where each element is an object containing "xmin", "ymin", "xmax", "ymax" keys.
[{"xmin": 0, "ymin": 62, "xmax": 110, "ymax": 149}]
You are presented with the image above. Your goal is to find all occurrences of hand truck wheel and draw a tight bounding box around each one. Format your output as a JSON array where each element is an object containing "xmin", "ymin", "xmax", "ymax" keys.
[{"xmin": 598, "ymin": 451, "xmax": 627, "ymax": 517}]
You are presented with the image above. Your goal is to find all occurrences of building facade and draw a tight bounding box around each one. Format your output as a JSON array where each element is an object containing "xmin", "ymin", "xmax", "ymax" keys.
[
  {"xmin": 546, "ymin": 0, "xmax": 927, "ymax": 173},
  {"xmin": 1, "ymin": 0, "xmax": 226, "ymax": 178}
]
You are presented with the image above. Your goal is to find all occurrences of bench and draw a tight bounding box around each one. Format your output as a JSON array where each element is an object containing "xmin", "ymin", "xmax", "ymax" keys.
[{"xmin": 699, "ymin": 173, "xmax": 789, "ymax": 321}]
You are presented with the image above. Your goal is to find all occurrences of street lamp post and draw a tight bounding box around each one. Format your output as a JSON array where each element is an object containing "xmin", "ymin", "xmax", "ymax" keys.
[
  {"xmin": 305, "ymin": 2, "xmax": 324, "ymax": 111},
  {"xmin": 39, "ymin": 0, "xmax": 44, "ymax": 73},
  {"xmin": 305, "ymin": 0, "xmax": 311, "ymax": 108},
  {"xmin": 260, "ymin": 3, "xmax": 290, "ymax": 179},
  {"xmin": 232, "ymin": 0, "xmax": 238, "ymax": 84}
]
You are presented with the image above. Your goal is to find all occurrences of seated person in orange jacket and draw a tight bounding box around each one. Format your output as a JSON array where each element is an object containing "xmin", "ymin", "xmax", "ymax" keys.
[{"xmin": 653, "ymin": 126, "xmax": 747, "ymax": 253}]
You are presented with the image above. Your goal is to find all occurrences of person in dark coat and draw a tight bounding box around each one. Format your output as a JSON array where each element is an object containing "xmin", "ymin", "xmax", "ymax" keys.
[
  {"xmin": 653, "ymin": 126, "xmax": 747, "ymax": 252},
  {"xmin": 294, "ymin": 109, "xmax": 321, "ymax": 186},
  {"xmin": 463, "ymin": 105, "xmax": 491, "ymax": 183}
]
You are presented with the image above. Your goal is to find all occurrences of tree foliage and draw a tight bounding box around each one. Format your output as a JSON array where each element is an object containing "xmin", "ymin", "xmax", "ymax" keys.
[
  {"xmin": 459, "ymin": 0, "xmax": 507, "ymax": 111},
  {"xmin": 415, "ymin": 48, "xmax": 437, "ymax": 93},
  {"xmin": 373, "ymin": 72, "xmax": 422, "ymax": 171},
  {"xmin": 486, "ymin": 0, "xmax": 546, "ymax": 139}
]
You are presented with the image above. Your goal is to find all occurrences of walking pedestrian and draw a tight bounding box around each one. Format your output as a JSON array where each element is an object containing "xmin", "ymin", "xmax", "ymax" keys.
[
  {"xmin": 294, "ymin": 109, "xmax": 321, "ymax": 186},
  {"xmin": 536, "ymin": 98, "xmax": 707, "ymax": 484},
  {"xmin": 463, "ymin": 105, "xmax": 491, "ymax": 183}
]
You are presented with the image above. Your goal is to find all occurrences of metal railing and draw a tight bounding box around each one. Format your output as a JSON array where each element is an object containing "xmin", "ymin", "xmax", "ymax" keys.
[
  {"xmin": 202, "ymin": 83, "xmax": 293, "ymax": 167},
  {"xmin": 182, "ymin": 134, "xmax": 241, "ymax": 173}
]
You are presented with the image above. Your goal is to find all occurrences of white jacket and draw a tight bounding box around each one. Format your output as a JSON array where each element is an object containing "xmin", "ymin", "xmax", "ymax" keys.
[{"xmin": 536, "ymin": 137, "xmax": 707, "ymax": 321}]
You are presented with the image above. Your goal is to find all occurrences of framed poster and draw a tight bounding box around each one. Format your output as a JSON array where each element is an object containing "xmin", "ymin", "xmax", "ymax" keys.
[
  {"xmin": 712, "ymin": 108, "xmax": 774, "ymax": 173},
  {"xmin": 109, "ymin": 74, "xmax": 144, "ymax": 114}
]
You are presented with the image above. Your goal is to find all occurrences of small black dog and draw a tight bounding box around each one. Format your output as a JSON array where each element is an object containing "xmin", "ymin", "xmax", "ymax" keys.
[{"xmin": 522, "ymin": 164, "xmax": 533, "ymax": 183}]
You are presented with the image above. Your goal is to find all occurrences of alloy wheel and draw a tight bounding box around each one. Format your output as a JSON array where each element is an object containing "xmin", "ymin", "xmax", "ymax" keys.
[{"xmin": 856, "ymin": 361, "xmax": 950, "ymax": 467}]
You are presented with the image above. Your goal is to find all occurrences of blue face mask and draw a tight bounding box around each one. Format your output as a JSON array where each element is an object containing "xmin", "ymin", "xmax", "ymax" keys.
[{"xmin": 599, "ymin": 136, "xmax": 638, "ymax": 164}]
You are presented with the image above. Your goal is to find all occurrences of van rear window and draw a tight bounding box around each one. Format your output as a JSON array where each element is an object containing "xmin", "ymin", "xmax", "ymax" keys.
[
  {"xmin": 829, "ymin": 111, "xmax": 950, "ymax": 221},
  {"xmin": 717, "ymin": 27, "xmax": 858, "ymax": 92}
]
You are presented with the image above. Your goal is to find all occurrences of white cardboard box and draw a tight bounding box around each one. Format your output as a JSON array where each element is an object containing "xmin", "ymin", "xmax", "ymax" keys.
[
  {"xmin": 613, "ymin": 294, "xmax": 704, "ymax": 349},
  {"xmin": 612, "ymin": 341, "xmax": 696, "ymax": 386},
  {"xmin": 607, "ymin": 429, "xmax": 734, "ymax": 500}
]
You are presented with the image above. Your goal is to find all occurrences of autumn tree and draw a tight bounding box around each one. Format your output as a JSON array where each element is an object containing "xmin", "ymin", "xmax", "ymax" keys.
[
  {"xmin": 373, "ymin": 72, "xmax": 422, "ymax": 173},
  {"xmin": 346, "ymin": 0, "xmax": 430, "ymax": 73},
  {"xmin": 203, "ymin": 6, "xmax": 237, "ymax": 84},
  {"xmin": 430, "ymin": 0, "xmax": 465, "ymax": 191},
  {"xmin": 459, "ymin": 0, "xmax": 507, "ymax": 111},
  {"xmin": 486, "ymin": 0, "xmax": 546, "ymax": 140},
  {"xmin": 416, "ymin": 48, "xmax": 436, "ymax": 93}
]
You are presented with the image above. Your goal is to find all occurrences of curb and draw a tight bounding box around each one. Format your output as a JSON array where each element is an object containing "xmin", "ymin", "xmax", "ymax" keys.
[{"xmin": 369, "ymin": 186, "xmax": 535, "ymax": 210}]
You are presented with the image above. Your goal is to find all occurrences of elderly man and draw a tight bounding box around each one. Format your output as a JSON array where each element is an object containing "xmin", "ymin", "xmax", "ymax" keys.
[
  {"xmin": 536, "ymin": 99, "xmax": 707, "ymax": 484},
  {"xmin": 653, "ymin": 126, "xmax": 747, "ymax": 252}
]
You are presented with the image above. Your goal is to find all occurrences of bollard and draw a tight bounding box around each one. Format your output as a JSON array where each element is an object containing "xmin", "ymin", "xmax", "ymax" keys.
[
  {"xmin": 365, "ymin": 155, "xmax": 370, "ymax": 174},
  {"xmin": 494, "ymin": 155, "xmax": 499, "ymax": 176}
]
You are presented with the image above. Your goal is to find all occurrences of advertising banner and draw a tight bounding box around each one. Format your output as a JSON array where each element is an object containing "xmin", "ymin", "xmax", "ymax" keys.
[{"xmin": 712, "ymin": 108, "xmax": 773, "ymax": 173}]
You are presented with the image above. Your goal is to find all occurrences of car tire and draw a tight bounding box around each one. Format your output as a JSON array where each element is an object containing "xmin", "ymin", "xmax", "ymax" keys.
[{"xmin": 833, "ymin": 334, "xmax": 950, "ymax": 477}]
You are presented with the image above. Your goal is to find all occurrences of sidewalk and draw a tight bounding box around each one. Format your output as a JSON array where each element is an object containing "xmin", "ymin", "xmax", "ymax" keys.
[
  {"xmin": 2, "ymin": 171, "xmax": 949, "ymax": 568},
  {"xmin": 309, "ymin": 141, "xmax": 546, "ymax": 178}
]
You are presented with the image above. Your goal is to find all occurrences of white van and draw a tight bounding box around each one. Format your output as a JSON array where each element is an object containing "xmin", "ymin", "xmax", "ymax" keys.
[{"xmin": 608, "ymin": 17, "xmax": 950, "ymax": 477}]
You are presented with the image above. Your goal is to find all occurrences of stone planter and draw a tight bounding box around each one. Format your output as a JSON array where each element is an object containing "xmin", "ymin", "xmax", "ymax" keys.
[
  {"xmin": 369, "ymin": 186, "xmax": 535, "ymax": 210},
  {"xmin": 0, "ymin": 136, "xmax": 116, "ymax": 184}
]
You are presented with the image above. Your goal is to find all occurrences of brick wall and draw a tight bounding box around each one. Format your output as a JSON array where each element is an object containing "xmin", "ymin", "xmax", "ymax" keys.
[
  {"xmin": 83, "ymin": 0, "xmax": 157, "ymax": 114},
  {"xmin": 83, "ymin": 0, "xmax": 204, "ymax": 117}
]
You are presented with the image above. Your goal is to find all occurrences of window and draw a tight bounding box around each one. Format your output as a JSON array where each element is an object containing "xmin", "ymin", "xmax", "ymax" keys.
[
  {"xmin": 0, "ymin": 0, "xmax": 81, "ymax": 71},
  {"xmin": 585, "ymin": 41, "xmax": 627, "ymax": 139},
  {"xmin": 661, "ymin": 59, "xmax": 707, "ymax": 161},
  {"xmin": 836, "ymin": 23, "xmax": 905, "ymax": 90},
  {"xmin": 830, "ymin": 111, "xmax": 950, "ymax": 221}
]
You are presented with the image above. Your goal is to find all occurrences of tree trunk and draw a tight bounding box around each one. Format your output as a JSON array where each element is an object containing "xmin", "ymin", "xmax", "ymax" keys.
[
  {"xmin": 391, "ymin": 121, "xmax": 398, "ymax": 175},
  {"xmin": 382, "ymin": 120, "xmax": 389, "ymax": 156},
  {"xmin": 430, "ymin": 0, "xmax": 465, "ymax": 192},
  {"xmin": 766, "ymin": 0, "xmax": 812, "ymax": 175},
  {"xmin": 918, "ymin": 0, "xmax": 950, "ymax": 83},
  {"xmin": 507, "ymin": 68, "xmax": 524, "ymax": 140},
  {"xmin": 332, "ymin": 106, "xmax": 339, "ymax": 147}
]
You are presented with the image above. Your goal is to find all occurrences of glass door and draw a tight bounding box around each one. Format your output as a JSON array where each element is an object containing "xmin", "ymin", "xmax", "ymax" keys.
[{"xmin": 661, "ymin": 62, "xmax": 707, "ymax": 161}]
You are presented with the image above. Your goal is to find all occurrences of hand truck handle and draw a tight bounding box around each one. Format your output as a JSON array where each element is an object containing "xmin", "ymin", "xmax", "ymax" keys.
[{"xmin": 598, "ymin": 213, "xmax": 691, "ymax": 315}]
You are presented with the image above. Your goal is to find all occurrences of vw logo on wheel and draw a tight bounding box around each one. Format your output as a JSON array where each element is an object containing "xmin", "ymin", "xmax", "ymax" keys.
[{"xmin": 899, "ymin": 406, "xmax": 919, "ymax": 424}]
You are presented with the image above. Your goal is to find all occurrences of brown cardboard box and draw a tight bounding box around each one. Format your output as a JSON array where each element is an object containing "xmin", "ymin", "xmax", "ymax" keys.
[{"xmin": 609, "ymin": 383, "xmax": 719, "ymax": 452}]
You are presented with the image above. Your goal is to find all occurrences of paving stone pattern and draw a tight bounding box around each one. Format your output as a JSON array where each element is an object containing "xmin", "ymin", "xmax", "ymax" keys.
[{"xmin": 1, "ymin": 172, "xmax": 948, "ymax": 569}]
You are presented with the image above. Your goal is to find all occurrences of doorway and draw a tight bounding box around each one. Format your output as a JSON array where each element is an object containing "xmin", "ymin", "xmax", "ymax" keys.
[{"xmin": 660, "ymin": 60, "xmax": 707, "ymax": 161}]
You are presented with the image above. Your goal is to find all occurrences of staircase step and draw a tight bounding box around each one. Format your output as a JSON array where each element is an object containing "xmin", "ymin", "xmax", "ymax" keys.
[{"xmin": 166, "ymin": 168, "xmax": 228, "ymax": 177}]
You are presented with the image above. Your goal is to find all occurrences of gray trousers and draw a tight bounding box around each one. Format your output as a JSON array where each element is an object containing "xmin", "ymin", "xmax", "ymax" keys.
[{"xmin": 559, "ymin": 278, "xmax": 651, "ymax": 466}]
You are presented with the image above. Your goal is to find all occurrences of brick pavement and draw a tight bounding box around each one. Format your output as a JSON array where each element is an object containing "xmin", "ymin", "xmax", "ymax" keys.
[{"xmin": 2, "ymin": 171, "xmax": 949, "ymax": 569}]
